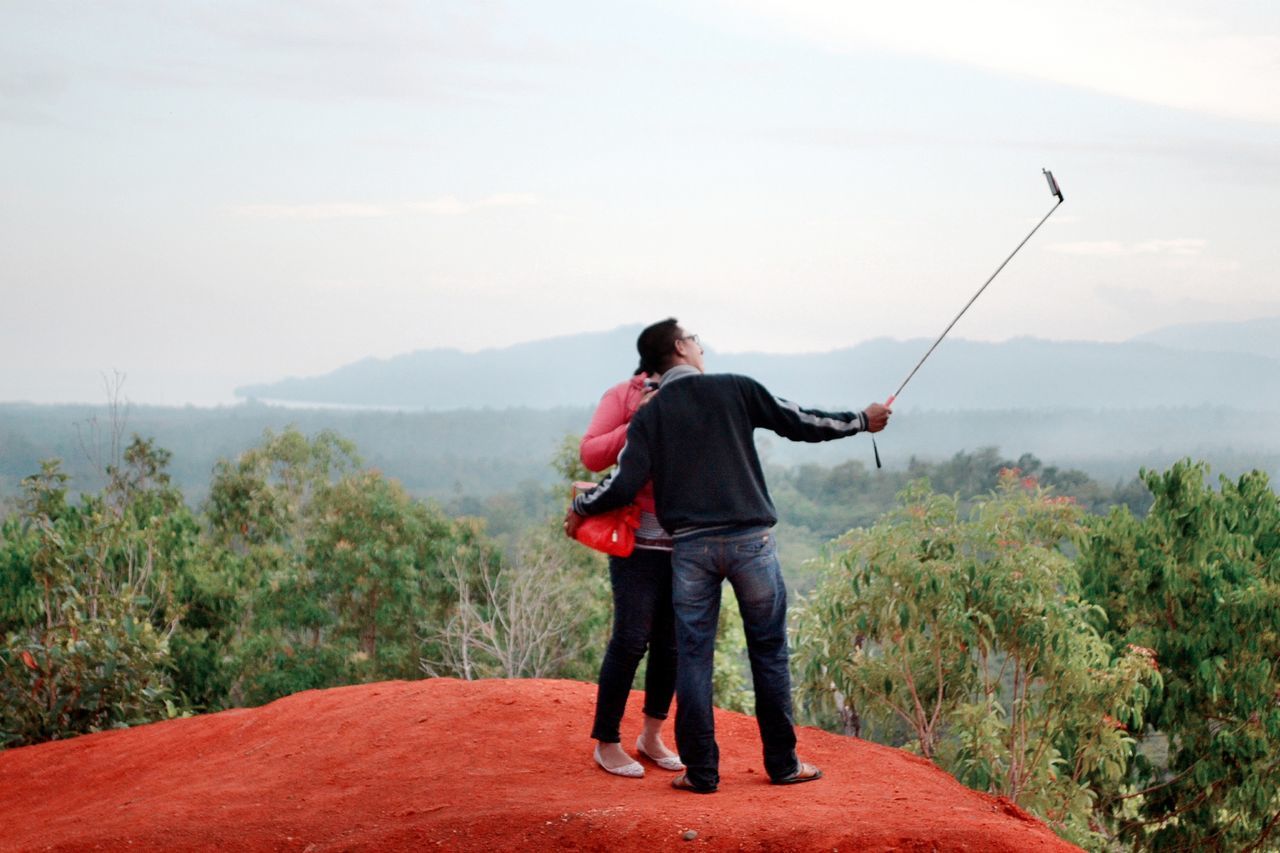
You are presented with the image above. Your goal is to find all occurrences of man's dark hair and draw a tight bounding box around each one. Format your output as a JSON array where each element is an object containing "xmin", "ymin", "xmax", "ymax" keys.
[{"xmin": 635, "ymin": 317, "xmax": 682, "ymax": 376}]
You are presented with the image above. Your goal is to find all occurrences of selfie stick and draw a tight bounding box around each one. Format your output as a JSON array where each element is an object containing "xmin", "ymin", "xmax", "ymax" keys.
[
  {"xmin": 872, "ymin": 169, "xmax": 1065, "ymax": 466},
  {"xmin": 886, "ymin": 169, "xmax": 1064, "ymax": 408}
]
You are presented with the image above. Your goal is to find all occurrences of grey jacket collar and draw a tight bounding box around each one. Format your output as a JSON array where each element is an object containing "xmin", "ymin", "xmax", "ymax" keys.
[{"xmin": 659, "ymin": 364, "xmax": 701, "ymax": 386}]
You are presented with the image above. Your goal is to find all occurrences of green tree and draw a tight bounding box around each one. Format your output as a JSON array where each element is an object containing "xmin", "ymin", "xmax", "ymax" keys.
[
  {"xmin": 205, "ymin": 427, "xmax": 360, "ymax": 552},
  {"xmin": 0, "ymin": 458, "xmax": 182, "ymax": 747},
  {"xmin": 1078, "ymin": 460, "xmax": 1280, "ymax": 851},
  {"xmin": 1, "ymin": 435, "xmax": 243, "ymax": 740},
  {"xmin": 204, "ymin": 427, "xmax": 360, "ymax": 704},
  {"xmin": 0, "ymin": 514, "xmax": 41, "ymax": 634},
  {"xmin": 107, "ymin": 437, "xmax": 238, "ymax": 712},
  {"xmin": 207, "ymin": 427, "xmax": 484, "ymax": 705},
  {"xmin": 305, "ymin": 470, "xmax": 455, "ymax": 677},
  {"xmin": 795, "ymin": 473, "xmax": 1159, "ymax": 849}
]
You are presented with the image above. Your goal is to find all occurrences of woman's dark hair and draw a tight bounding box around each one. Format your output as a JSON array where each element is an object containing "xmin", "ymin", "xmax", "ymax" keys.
[{"xmin": 635, "ymin": 317, "xmax": 681, "ymax": 376}]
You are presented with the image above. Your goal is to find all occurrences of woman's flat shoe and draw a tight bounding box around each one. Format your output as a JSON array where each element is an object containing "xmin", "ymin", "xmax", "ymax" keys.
[
  {"xmin": 636, "ymin": 736, "xmax": 685, "ymax": 771},
  {"xmin": 594, "ymin": 744, "xmax": 644, "ymax": 778}
]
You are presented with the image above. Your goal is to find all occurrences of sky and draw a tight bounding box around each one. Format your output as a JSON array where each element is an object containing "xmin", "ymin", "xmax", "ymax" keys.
[{"xmin": 2, "ymin": 0, "xmax": 1278, "ymax": 406}]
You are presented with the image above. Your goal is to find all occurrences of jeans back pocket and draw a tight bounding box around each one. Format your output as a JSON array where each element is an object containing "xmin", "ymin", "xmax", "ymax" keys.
[{"xmin": 734, "ymin": 534, "xmax": 772, "ymax": 556}]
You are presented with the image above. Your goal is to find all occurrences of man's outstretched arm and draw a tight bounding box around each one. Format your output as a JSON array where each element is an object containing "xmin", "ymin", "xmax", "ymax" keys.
[{"xmin": 742, "ymin": 376, "xmax": 891, "ymax": 442}]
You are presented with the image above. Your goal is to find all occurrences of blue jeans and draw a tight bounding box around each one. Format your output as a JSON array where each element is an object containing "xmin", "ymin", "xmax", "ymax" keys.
[
  {"xmin": 590, "ymin": 547, "xmax": 677, "ymax": 743},
  {"xmin": 672, "ymin": 526, "xmax": 798, "ymax": 788}
]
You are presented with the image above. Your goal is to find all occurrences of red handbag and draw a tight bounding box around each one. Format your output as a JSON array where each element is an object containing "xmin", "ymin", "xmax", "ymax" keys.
[{"xmin": 571, "ymin": 482, "xmax": 641, "ymax": 557}]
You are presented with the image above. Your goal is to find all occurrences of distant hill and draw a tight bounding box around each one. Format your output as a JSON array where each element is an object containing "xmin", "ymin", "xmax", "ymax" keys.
[
  {"xmin": 236, "ymin": 325, "xmax": 644, "ymax": 410},
  {"xmin": 236, "ymin": 320, "xmax": 1280, "ymax": 412},
  {"xmin": 1129, "ymin": 316, "xmax": 1280, "ymax": 361}
]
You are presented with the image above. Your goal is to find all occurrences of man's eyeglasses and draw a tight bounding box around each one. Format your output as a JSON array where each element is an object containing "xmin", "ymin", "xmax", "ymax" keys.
[{"xmin": 679, "ymin": 334, "xmax": 701, "ymax": 347}]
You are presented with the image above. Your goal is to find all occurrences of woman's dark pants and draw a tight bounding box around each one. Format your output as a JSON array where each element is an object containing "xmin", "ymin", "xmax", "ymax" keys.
[{"xmin": 590, "ymin": 547, "xmax": 677, "ymax": 743}]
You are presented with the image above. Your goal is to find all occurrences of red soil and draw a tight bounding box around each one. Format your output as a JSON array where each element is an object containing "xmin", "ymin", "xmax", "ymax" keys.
[{"xmin": 0, "ymin": 679, "xmax": 1080, "ymax": 852}]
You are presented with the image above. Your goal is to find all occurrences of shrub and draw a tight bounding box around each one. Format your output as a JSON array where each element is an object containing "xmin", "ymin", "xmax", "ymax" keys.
[
  {"xmin": 794, "ymin": 473, "xmax": 1159, "ymax": 849},
  {"xmin": 1079, "ymin": 461, "xmax": 1280, "ymax": 851}
]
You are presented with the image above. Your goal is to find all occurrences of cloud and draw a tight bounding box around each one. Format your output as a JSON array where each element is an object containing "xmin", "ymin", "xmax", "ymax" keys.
[
  {"xmin": 232, "ymin": 194, "xmax": 537, "ymax": 220},
  {"xmin": 727, "ymin": 0, "xmax": 1280, "ymax": 125},
  {"xmin": 0, "ymin": 67, "xmax": 71, "ymax": 126},
  {"xmin": 1132, "ymin": 239, "xmax": 1208, "ymax": 256},
  {"xmin": 0, "ymin": 69, "xmax": 68, "ymax": 99},
  {"xmin": 1048, "ymin": 239, "xmax": 1206, "ymax": 256},
  {"xmin": 1095, "ymin": 285, "xmax": 1280, "ymax": 323},
  {"xmin": 232, "ymin": 203, "xmax": 391, "ymax": 220},
  {"xmin": 122, "ymin": 3, "xmax": 556, "ymax": 105},
  {"xmin": 408, "ymin": 193, "xmax": 537, "ymax": 215}
]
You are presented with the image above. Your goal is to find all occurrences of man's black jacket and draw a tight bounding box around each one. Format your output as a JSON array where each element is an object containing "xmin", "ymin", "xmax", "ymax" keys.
[{"xmin": 572, "ymin": 367, "xmax": 868, "ymax": 538}]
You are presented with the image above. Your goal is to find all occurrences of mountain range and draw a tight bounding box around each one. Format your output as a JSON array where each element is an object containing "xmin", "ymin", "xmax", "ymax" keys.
[{"xmin": 236, "ymin": 317, "xmax": 1280, "ymax": 412}]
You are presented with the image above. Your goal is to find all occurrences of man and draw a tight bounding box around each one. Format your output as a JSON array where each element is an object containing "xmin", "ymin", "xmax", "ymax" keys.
[{"xmin": 566, "ymin": 318, "xmax": 891, "ymax": 793}]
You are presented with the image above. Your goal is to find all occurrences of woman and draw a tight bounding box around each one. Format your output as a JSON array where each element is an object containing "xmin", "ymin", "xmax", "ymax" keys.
[{"xmin": 581, "ymin": 319, "xmax": 684, "ymax": 778}]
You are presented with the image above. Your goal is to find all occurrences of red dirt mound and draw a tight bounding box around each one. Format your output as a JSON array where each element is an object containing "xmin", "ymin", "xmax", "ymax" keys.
[{"xmin": 0, "ymin": 679, "xmax": 1080, "ymax": 852}]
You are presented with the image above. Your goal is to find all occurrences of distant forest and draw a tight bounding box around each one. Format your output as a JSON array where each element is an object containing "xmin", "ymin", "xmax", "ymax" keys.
[
  {"xmin": 2, "ymin": 401, "xmax": 1275, "ymax": 505},
  {"xmin": 11, "ymin": 400, "xmax": 1266, "ymax": 586}
]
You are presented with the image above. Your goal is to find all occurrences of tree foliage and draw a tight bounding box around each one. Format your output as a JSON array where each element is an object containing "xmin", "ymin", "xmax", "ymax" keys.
[
  {"xmin": 794, "ymin": 472, "xmax": 1160, "ymax": 849},
  {"xmin": 1078, "ymin": 460, "xmax": 1280, "ymax": 851},
  {"xmin": 0, "ymin": 449, "xmax": 185, "ymax": 746},
  {"xmin": 764, "ymin": 448, "xmax": 1151, "ymax": 589},
  {"xmin": 0, "ymin": 426, "xmax": 616, "ymax": 748},
  {"xmin": 205, "ymin": 427, "xmax": 497, "ymax": 705}
]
